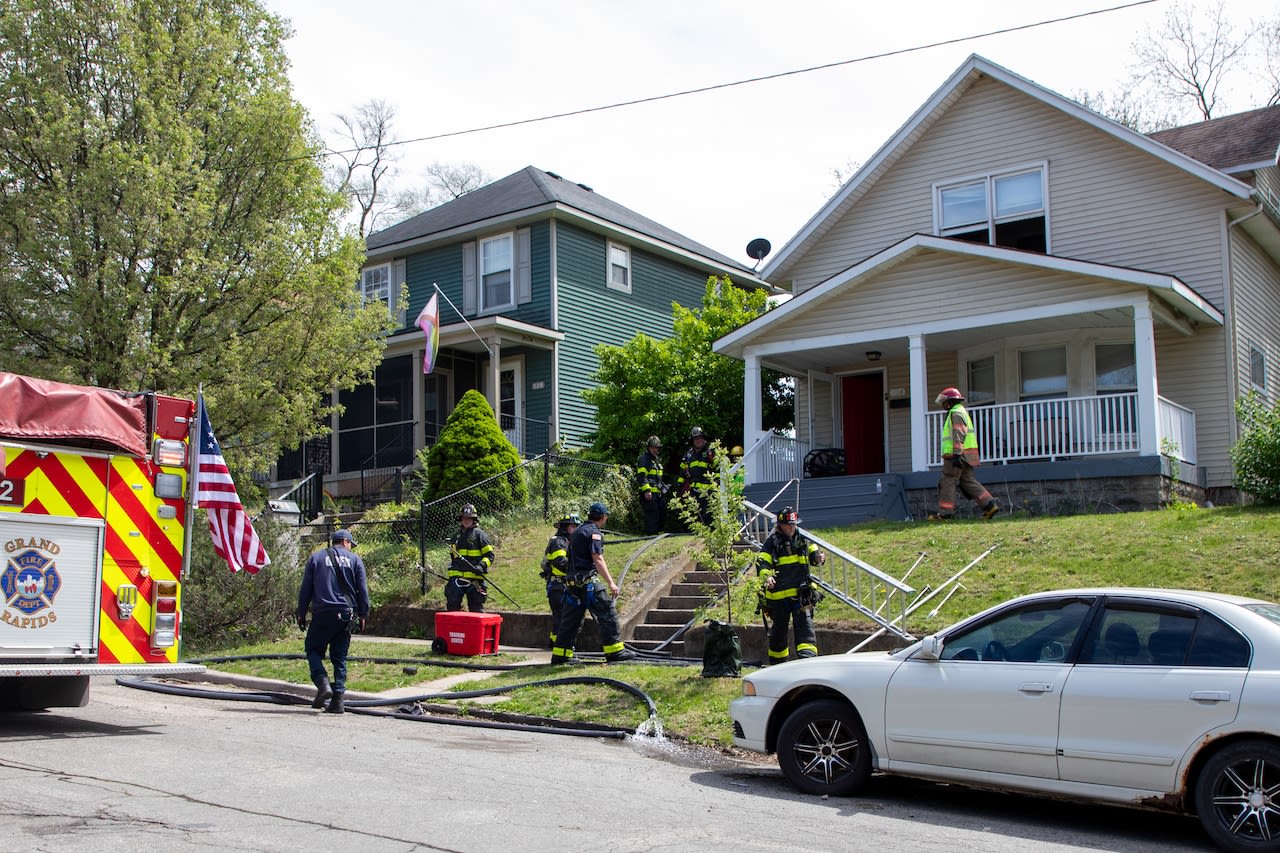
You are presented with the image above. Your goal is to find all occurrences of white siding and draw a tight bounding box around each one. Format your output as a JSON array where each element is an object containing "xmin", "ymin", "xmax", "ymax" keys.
[{"xmin": 786, "ymin": 77, "xmax": 1229, "ymax": 312}]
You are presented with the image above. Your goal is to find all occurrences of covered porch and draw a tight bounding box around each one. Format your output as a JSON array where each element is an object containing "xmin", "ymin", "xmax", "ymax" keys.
[{"xmin": 715, "ymin": 237, "xmax": 1224, "ymax": 498}]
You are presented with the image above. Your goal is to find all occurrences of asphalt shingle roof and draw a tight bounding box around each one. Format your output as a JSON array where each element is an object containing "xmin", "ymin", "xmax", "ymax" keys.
[
  {"xmin": 365, "ymin": 165, "xmax": 752, "ymax": 273},
  {"xmin": 1148, "ymin": 104, "xmax": 1280, "ymax": 171}
]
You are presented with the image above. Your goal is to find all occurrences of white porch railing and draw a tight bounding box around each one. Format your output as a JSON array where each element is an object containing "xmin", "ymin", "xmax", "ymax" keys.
[
  {"xmin": 739, "ymin": 431, "xmax": 811, "ymax": 484},
  {"xmin": 925, "ymin": 393, "xmax": 1195, "ymax": 466}
]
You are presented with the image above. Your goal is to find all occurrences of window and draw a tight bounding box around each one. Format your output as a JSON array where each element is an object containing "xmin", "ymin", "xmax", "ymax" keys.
[
  {"xmin": 936, "ymin": 165, "xmax": 1047, "ymax": 252},
  {"xmin": 337, "ymin": 356, "xmax": 415, "ymax": 472},
  {"xmin": 1078, "ymin": 605, "xmax": 1250, "ymax": 668},
  {"xmin": 1250, "ymin": 343, "xmax": 1267, "ymax": 391},
  {"xmin": 1019, "ymin": 346, "xmax": 1067, "ymax": 401},
  {"xmin": 607, "ymin": 242, "xmax": 631, "ymax": 292},
  {"xmin": 361, "ymin": 264, "xmax": 392, "ymax": 310},
  {"xmin": 966, "ymin": 355, "xmax": 996, "ymax": 406},
  {"xmin": 479, "ymin": 234, "xmax": 513, "ymax": 310},
  {"xmin": 939, "ymin": 597, "xmax": 1092, "ymax": 662}
]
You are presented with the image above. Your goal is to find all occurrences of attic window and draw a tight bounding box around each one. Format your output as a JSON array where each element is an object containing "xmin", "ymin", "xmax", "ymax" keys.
[
  {"xmin": 607, "ymin": 242, "xmax": 631, "ymax": 293},
  {"xmin": 936, "ymin": 164, "xmax": 1047, "ymax": 253}
]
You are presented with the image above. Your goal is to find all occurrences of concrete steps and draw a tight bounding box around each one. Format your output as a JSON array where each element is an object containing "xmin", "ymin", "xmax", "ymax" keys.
[{"xmin": 626, "ymin": 568, "xmax": 727, "ymax": 656}]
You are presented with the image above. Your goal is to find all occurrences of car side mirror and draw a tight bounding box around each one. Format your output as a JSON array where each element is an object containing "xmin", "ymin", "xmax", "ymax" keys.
[{"xmin": 916, "ymin": 635, "xmax": 942, "ymax": 660}]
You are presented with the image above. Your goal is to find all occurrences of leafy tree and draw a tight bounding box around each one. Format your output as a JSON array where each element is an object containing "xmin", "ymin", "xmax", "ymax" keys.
[
  {"xmin": 1232, "ymin": 392, "xmax": 1280, "ymax": 504},
  {"xmin": 584, "ymin": 276, "xmax": 792, "ymax": 467},
  {"xmin": 421, "ymin": 389, "xmax": 528, "ymax": 508},
  {"xmin": 0, "ymin": 0, "xmax": 390, "ymax": 472}
]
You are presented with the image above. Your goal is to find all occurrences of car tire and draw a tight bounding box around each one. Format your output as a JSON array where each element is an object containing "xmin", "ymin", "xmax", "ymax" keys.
[
  {"xmin": 1195, "ymin": 739, "xmax": 1280, "ymax": 851},
  {"xmin": 776, "ymin": 698, "xmax": 872, "ymax": 797}
]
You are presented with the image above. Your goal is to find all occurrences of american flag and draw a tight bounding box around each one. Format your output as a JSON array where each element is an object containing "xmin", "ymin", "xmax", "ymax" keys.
[{"xmin": 193, "ymin": 396, "xmax": 270, "ymax": 573}]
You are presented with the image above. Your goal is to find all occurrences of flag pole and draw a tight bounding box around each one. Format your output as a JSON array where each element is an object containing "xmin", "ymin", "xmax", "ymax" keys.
[{"xmin": 433, "ymin": 282, "xmax": 492, "ymax": 356}]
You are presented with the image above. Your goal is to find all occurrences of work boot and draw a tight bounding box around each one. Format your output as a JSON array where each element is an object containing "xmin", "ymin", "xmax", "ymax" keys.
[
  {"xmin": 324, "ymin": 690, "xmax": 345, "ymax": 714},
  {"xmin": 982, "ymin": 502, "xmax": 1001, "ymax": 520},
  {"xmin": 605, "ymin": 648, "xmax": 637, "ymax": 662},
  {"xmin": 550, "ymin": 654, "xmax": 573, "ymax": 665},
  {"xmin": 310, "ymin": 674, "xmax": 332, "ymax": 710},
  {"xmin": 927, "ymin": 513, "xmax": 952, "ymax": 521}
]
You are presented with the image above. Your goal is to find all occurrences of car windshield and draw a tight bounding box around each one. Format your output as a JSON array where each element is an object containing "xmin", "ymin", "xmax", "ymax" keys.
[{"xmin": 1245, "ymin": 603, "xmax": 1280, "ymax": 627}]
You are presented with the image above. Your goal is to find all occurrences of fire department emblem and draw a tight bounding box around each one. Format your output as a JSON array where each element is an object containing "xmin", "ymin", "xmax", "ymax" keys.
[{"xmin": 2, "ymin": 548, "xmax": 62, "ymax": 615}]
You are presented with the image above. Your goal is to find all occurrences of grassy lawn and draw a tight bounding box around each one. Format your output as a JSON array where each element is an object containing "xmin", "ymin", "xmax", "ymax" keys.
[{"xmin": 199, "ymin": 504, "xmax": 1280, "ymax": 749}]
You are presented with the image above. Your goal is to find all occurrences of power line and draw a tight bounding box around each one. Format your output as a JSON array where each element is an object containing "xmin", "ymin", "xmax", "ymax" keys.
[{"xmin": 313, "ymin": 0, "xmax": 1156, "ymax": 163}]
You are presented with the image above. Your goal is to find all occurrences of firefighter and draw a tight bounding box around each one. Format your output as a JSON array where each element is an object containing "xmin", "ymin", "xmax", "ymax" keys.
[
  {"xmin": 635, "ymin": 435, "xmax": 667, "ymax": 534},
  {"xmin": 756, "ymin": 507, "xmax": 825, "ymax": 665},
  {"xmin": 445, "ymin": 503, "xmax": 494, "ymax": 611},
  {"xmin": 931, "ymin": 387, "xmax": 1000, "ymax": 521},
  {"xmin": 551, "ymin": 502, "xmax": 637, "ymax": 664},
  {"xmin": 541, "ymin": 513, "xmax": 580, "ymax": 649},
  {"xmin": 676, "ymin": 426, "xmax": 715, "ymax": 525},
  {"xmin": 296, "ymin": 529, "xmax": 369, "ymax": 714}
]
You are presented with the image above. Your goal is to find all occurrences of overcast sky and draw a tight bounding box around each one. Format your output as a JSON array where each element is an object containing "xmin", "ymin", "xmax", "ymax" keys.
[{"xmin": 264, "ymin": 0, "xmax": 1278, "ymax": 266}]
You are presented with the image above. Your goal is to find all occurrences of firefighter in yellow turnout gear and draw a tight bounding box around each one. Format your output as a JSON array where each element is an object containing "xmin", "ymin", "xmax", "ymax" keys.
[
  {"xmin": 756, "ymin": 507, "xmax": 825, "ymax": 664},
  {"xmin": 932, "ymin": 387, "xmax": 1000, "ymax": 520},
  {"xmin": 540, "ymin": 514, "xmax": 580, "ymax": 649},
  {"xmin": 445, "ymin": 504, "xmax": 494, "ymax": 611}
]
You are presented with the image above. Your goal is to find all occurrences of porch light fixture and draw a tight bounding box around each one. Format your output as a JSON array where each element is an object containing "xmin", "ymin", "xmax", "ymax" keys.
[{"xmin": 866, "ymin": 351, "xmax": 882, "ymax": 362}]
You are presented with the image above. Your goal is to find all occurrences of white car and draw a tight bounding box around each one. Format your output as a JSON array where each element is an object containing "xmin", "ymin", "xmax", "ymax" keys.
[{"xmin": 730, "ymin": 588, "xmax": 1280, "ymax": 852}]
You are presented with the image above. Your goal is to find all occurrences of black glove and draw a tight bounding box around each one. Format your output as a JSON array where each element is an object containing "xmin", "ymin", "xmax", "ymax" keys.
[{"xmin": 296, "ymin": 613, "xmax": 307, "ymax": 630}]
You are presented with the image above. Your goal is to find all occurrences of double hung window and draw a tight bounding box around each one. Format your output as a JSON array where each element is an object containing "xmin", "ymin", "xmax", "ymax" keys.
[{"xmin": 936, "ymin": 165, "xmax": 1047, "ymax": 253}]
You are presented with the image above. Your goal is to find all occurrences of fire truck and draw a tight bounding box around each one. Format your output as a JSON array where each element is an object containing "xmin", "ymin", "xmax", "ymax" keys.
[{"xmin": 0, "ymin": 371, "xmax": 205, "ymax": 709}]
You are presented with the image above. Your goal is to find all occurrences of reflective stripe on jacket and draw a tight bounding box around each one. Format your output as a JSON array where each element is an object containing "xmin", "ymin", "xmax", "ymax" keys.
[
  {"xmin": 756, "ymin": 531, "xmax": 820, "ymax": 599},
  {"xmin": 635, "ymin": 451, "xmax": 664, "ymax": 495},
  {"xmin": 450, "ymin": 526, "xmax": 494, "ymax": 580},
  {"xmin": 941, "ymin": 404, "xmax": 981, "ymax": 466}
]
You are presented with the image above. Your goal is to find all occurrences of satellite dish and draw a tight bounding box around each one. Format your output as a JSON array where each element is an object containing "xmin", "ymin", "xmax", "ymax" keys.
[{"xmin": 746, "ymin": 238, "xmax": 772, "ymax": 262}]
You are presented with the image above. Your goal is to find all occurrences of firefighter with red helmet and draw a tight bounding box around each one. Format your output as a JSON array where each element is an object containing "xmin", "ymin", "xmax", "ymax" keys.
[
  {"xmin": 541, "ymin": 513, "xmax": 580, "ymax": 649},
  {"xmin": 446, "ymin": 503, "xmax": 494, "ymax": 611},
  {"xmin": 756, "ymin": 506, "xmax": 825, "ymax": 664},
  {"xmin": 932, "ymin": 387, "xmax": 1000, "ymax": 521}
]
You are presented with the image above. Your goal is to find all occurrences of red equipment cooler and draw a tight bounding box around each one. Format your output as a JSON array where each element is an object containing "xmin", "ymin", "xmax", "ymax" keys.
[{"xmin": 434, "ymin": 611, "xmax": 503, "ymax": 656}]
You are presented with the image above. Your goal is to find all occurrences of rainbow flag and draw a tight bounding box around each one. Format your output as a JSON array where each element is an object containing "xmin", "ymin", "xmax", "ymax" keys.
[{"xmin": 416, "ymin": 293, "xmax": 440, "ymax": 375}]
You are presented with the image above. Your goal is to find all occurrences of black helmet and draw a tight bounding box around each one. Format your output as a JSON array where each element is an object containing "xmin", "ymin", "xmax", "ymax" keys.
[
  {"xmin": 646, "ymin": 435, "xmax": 662, "ymax": 448},
  {"xmin": 460, "ymin": 503, "xmax": 479, "ymax": 520},
  {"xmin": 555, "ymin": 513, "xmax": 582, "ymax": 528},
  {"xmin": 690, "ymin": 426, "xmax": 705, "ymax": 439},
  {"xmin": 776, "ymin": 506, "xmax": 801, "ymax": 525}
]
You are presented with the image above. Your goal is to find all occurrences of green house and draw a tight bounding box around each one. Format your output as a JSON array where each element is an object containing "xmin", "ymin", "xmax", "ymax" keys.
[{"xmin": 277, "ymin": 166, "xmax": 768, "ymax": 495}]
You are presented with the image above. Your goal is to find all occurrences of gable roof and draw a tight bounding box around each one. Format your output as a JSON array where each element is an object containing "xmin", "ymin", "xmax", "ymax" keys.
[
  {"xmin": 1148, "ymin": 105, "xmax": 1280, "ymax": 174},
  {"xmin": 762, "ymin": 54, "xmax": 1255, "ymax": 284},
  {"xmin": 365, "ymin": 165, "xmax": 766, "ymax": 285}
]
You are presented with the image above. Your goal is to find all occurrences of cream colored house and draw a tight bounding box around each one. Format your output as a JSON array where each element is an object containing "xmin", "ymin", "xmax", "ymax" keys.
[{"xmin": 716, "ymin": 55, "xmax": 1280, "ymax": 520}]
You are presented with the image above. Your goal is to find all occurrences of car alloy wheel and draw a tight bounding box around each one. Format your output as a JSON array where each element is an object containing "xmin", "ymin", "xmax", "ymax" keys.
[
  {"xmin": 776, "ymin": 698, "xmax": 871, "ymax": 796},
  {"xmin": 1195, "ymin": 739, "xmax": 1280, "ymax": 851}
]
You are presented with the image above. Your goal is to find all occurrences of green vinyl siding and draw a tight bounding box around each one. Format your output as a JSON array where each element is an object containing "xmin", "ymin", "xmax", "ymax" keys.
[
  {"xmin": 402, "ymin": 220, "xmax": 552, "ymax": 328},
  {"xmin": 554, "ymin": 220, "xmax": 711, "ymax": 447}
]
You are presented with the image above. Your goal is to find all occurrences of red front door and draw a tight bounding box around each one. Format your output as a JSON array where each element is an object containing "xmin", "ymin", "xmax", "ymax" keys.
[{"xmin": 842, "ymin": 373, "xmax": 885, "ymax": 475}]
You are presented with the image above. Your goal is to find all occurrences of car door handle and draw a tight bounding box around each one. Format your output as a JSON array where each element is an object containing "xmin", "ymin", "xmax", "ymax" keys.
[
  {"xmin": 1190, "ymin": 690, "xmax": 1231, "ymax": 702},
  {"xmin": 1019, "ymin": 682, "xmax": 1054, "ymax": 694}
]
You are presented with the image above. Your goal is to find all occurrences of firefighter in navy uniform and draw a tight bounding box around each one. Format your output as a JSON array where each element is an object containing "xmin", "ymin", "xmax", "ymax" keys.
[
  {"xmin": 296, "ymin": 529, "xmax": 370, "ymax": 714},
  {"xmin": 541, "ymin": 513, "xmax": 580, "ymax": 650},
  {"xmin": 445, "ymin": 504, "xmax": 494, "ymax": 611},
  {"xmin": 676, "ymin": 426, "xmax": 715, "ymax": 525},
  {"xmin": 931, "ymin": 387, "xmax": 1000, "ymax": 521},
  {"xmin": 756, "ymin": 507, "xmax": 825, "ymax": 665},
  {"xmin": 635, "ymin": 435, "xmax": 667, "ymax": 534},
  {"xmin": 550, "ymin": 502, "xmax": 637, "ymax": 664}
]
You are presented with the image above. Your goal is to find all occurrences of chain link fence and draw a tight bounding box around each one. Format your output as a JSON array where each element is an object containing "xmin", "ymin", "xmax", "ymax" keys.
[{"xmin": 296, "ymin": 453, "xmax": 638, "ymax": 605}]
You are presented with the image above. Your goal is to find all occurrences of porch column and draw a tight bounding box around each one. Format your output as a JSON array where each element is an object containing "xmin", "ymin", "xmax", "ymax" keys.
[
  {"xmin": 1134, "ymin": 298, "xmax": 1159, "ymax": 456},
  {"xmin": 743, "ymin": 352, "xmax": 762, "ymax": 486},
  {"xmin": 909, "ymin": 333, "xmax": 929, "ymax": 471},
  {"xmin": 487, "ymin": 336, "xmax": 502, "ymax": 423},
  {"xmin": 411, "ymin": 349, "xmax": 424, "ymax": 453}
]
